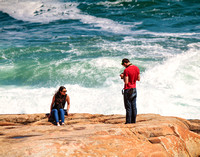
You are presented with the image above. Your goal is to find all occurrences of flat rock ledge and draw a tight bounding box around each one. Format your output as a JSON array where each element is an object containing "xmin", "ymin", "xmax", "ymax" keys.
[{"xmin": 0, "ymin": 113, "xmax": 200, "ymax": 157}]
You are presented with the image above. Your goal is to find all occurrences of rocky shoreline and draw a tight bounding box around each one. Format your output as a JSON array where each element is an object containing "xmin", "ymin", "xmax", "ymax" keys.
[{"xmin": 0, "ymin": 113, "xmax": 200, "ymax": 157}]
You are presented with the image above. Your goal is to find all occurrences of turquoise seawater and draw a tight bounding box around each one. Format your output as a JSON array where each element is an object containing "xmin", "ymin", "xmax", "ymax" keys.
[{"xmin": 0, "ymin": 0, "xmax": 200, "ymax": 119}]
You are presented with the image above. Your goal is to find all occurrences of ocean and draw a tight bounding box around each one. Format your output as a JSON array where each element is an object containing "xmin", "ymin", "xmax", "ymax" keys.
[{"xmin": 0, "ymin": 0, "xmax": 200, "ymax": 119}]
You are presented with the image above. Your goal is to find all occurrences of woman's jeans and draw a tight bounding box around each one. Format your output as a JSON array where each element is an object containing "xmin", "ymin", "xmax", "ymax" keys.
[
  {"xmin": 51, "ymin": 109, "xmax": 65, "ymax": 123},
  {"xmin": 124, "ymin": 88, "xmax": 137, "ymax": 123}
]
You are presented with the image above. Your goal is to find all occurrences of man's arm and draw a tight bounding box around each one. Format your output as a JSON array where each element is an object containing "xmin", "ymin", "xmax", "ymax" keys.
[
  {"xmin": 137, "ymin": 74, "xmax": 140, "ymax": 81},
  {"xmin": 124, "ymin": 76, "xmax": 129, "ymax": 85}
]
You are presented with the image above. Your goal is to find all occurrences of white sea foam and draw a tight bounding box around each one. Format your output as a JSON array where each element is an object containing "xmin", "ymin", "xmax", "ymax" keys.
[
  {"xmin": 0, "ymin": 84, "xmax": 125, "ymax": 115},
  {"xmin": 0, "ymin": 0, "xmax": 133, "ymax": 34},
  {"xmin": 97, "ymin": 0, "xmax": 133, "ymax": 7},
  {"xmin": 0, "ymin": 64, "xmax": 14, "ymax": 71},
  {"xmin": 97, "ymin": 39, "xmax": 175, "ymax": 60},
  {"xmin": 91, "ymin": 57, "xmax": 121, "ymax": 68},
  {"xmin": 0, "ymin": 86, "xmax": 55, "ymax": 114},
  {"xmin": 2, "ymin": 0, "xmax": 199, "ymax": 38},
  {"xmin": 142, "ymin": 30, "xmax": 200, "ymax": 39},
  {"xmin": 1, "ymin": 46, "xmax": 200, "ymax": 119},
  {"xmin": 138, "ymin": 43, "xmax": 200, "ymax": 119}
]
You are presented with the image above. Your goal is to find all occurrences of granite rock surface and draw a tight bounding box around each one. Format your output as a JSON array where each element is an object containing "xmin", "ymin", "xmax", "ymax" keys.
[{"xmin": 0, "ymin": 113, "xmax": 200, "ymax": 157}]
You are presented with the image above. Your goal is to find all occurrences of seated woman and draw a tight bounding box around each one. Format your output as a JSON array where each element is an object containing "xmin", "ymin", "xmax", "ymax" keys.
[{"xmin": 49, "ymin": 86, "xmax": 70, "ymax": 126}]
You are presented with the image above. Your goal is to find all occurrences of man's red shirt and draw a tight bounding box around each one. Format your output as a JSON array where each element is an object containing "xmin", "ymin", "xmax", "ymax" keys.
[{"xmin": 123, "ymin": 65, "xmax": 140, "ymax": 89}]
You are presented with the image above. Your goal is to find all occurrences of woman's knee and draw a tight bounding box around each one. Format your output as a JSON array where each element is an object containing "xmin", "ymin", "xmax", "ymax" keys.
[
  {"xmin": 51, "ymin": 109, "xmax": 58, "ymax": 114},
  {"xmin": 59, "ymin": 109, "xmax": 64, "ymax": 113}
]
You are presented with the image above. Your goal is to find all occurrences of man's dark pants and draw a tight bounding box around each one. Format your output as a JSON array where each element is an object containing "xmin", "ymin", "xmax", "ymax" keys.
[{"xmin": 124, "ymin": 88, "xmax": 137, "ymax": 123}]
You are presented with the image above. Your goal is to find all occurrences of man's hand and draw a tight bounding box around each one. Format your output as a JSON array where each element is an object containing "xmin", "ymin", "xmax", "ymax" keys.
[{"xmin": 120, "ymin": 73, "xmax": 124, "ymax": 79}]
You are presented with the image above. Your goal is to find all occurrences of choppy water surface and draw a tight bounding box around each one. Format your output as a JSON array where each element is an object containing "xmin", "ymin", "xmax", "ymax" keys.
[{"xmin": 0, "ymin": 0, "xmax": 200, "ymax": 119}]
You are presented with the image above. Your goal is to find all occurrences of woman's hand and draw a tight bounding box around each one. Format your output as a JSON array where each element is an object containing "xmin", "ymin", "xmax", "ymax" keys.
[
  {"xmin": 48, "ymin": 113, "xmax": 51, "ymax": 119},
  {"xmin": 66, "ymin": 109, "xmax": 69, "ymax": 116}
]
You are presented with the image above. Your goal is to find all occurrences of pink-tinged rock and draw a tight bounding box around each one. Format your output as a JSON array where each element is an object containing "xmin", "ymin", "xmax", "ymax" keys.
[{"xmin": 0, "ymin": 113, "xmax": 199, "ymax": 157}]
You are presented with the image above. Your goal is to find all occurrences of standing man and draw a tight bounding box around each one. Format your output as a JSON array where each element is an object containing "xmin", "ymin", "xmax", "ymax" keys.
[{"xmin": 120, "ymin": 58, "xmax": 140, "ymax": 124}]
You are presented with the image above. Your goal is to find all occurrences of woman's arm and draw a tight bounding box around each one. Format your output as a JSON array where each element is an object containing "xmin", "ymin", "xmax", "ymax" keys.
[
  {"xmin": 66, "ymin": 95, "xmax": 70, "ymax": 113},
  {"xmin": 48, "ymin": 95, "xmax": 55, "ymax": 117}
]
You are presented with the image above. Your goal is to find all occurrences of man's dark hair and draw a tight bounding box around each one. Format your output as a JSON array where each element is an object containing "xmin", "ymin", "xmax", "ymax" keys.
[{"xmin": 121, "ymin": 58, "xmax": 130, "ymax": 65}]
